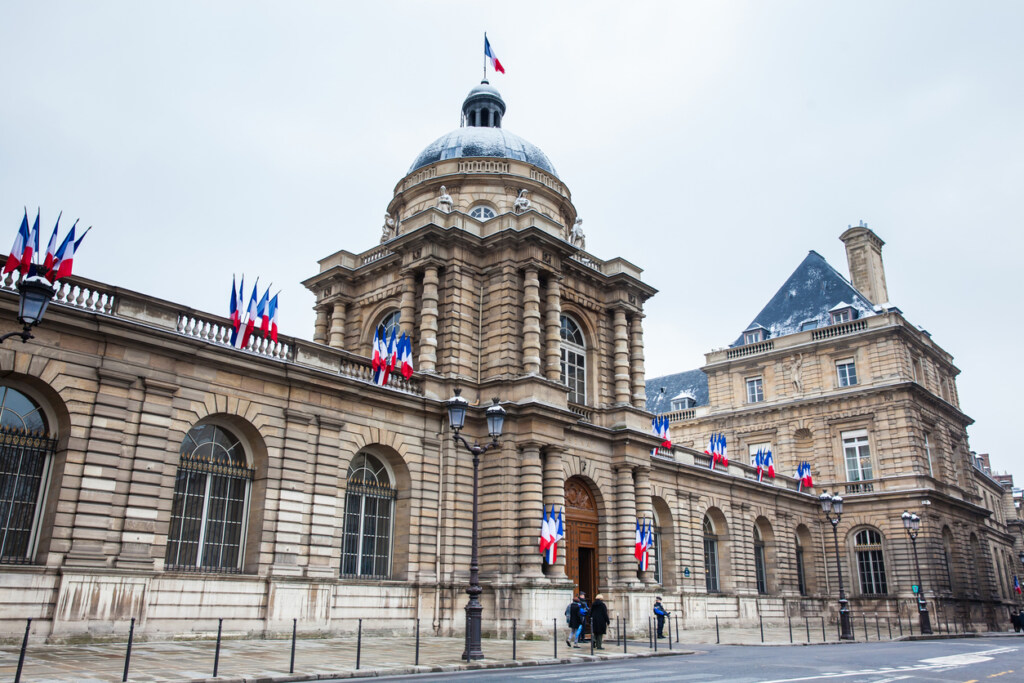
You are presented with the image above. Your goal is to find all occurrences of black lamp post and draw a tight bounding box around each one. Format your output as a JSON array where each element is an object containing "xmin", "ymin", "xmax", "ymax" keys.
[
  {"xmin": 445, "ymin": 388, "xmax": 505, "ymax": 661},
  {"xmin": 819, "ymin": 491, "xmax": 854, "ymax": 640},
  {"xmin": 1, "ymin": 277, "xmax": 56, "ymax": 344},
  {"xmin": 901, "ymin": 510, "xmax": 933, "ymax": 634}
]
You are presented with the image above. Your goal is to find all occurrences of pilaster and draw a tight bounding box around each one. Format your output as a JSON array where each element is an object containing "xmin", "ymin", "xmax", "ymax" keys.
[
  {"xmin": 613, "ymin": 307, "xmax": 630, "ymax": 404},
  {"xmin": 419, "ymin": 265, "xmax": 439, "ymax": 372},
  {"xmin": 522, "ymin": 268, "xmax": 542, "ymax": 376},
  {"xmin": 518, "ymin": 441, "xmax": 545, "ymax": 579},
  {"xmin": 544, "ymin": 276, "xmax": 562, "ymax": 382},
  {"xmin": 270, "ymin": 408, "xmax": 314, "ymax": 576},
  {"xmin": 328, "ymin": 300, "xmax": 347, "ymax": 349},
  {"xmin": 629, "ymin": 313, "xmax": 646, "ymax": 409},
  {"xmin": 542, "ymin": 446, "xmax": 566, "ymax": 578}
]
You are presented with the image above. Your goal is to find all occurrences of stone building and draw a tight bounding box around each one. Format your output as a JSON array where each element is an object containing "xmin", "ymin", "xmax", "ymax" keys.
[
  {"xmin": 0, "ymin": 81, "xmax": 1013, "ymax": 642},
  {"xmin": 648, "ymin": 226, "xmax": 1018, "ymax": 628}
]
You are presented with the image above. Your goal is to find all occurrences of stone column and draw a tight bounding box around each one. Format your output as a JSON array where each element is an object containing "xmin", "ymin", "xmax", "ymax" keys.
[
  {"xmin": 419, "ymin": 265, "xmax": 439, "ymax": 372},
  {"xmin": 400, "ymin": 271, "xmax": 416, "ymax": 336},
  {"xmin": 544, "ymin": 276, "xmax": 562, "ymax": 382},
  {"xmin": 634, "ymin": 465, "xmax": 654, "ymax": 584},
  {"xmin": 270, "ymin": 408, "xmax": 314, "ymax": 576},
  {"xmin": 328, "ymin": 301, "xmax": 346, "ymax": 349},
  {"xmin": 522, "ymin": 267, "xmax": 542, "ymax": 376},
  {"xmin": 630, "ymin": 313, "xmax": 646, "ymax": 409},
  {"xmin": 63, "ymin": 369, "xmax": 138, "ymax": 567},
  {"xmin": 542, "ymin": 446, "xmax": 566, "ymax": 578},
  {"xmin": 314, "ymin": 306, "xmax": 329, "ymax": 344},
  {"xmin": 613, "ymin": 307, "xmax": 630, "ymax": 404},
  {"xmin": 518, "ymin": 441, "xmax": 545, "ymax": 578},
  {"xmin": 116, "ymin": 377, "xmax": 179, "ymax": 569},
  {"xmin": 614, "ymin": 464, "xmax": 640, "ymax": 587}
]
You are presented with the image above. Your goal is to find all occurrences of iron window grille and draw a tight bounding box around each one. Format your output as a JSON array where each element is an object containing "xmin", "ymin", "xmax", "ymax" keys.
[
  {"xmin": 854, "ymin": 529, "xmax": 888, "ymax": 595},
  {"xmin": 341, "ymin": 453, "xmax": 396, "ymax": 579}
]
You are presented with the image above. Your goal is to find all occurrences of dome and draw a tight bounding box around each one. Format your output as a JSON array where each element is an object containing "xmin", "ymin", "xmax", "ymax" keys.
[
  {"xmin": 408, "ymin": 127, "xmax": 559, "ymax": 178},
  {"xmin": 407, "ymin": 81, "xmax": 559, "ymax": 178}
]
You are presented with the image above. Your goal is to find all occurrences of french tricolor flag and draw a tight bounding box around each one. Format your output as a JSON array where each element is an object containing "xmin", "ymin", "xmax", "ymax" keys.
[
  {"xmin": 3, "ymin": 210, "xmax": 31, "ymax": 276},
  {"xmin": 546, "ymin": 507, "xmax": 563, "ymax": 564},
  {"xmin": 267, "ymin": 293, "xmax": 279, "ymax": 343},
  {"xmin": 484, "ymin": 35, "xmax": 505, "ymax": 74},
  {"xmin": 399, "ymin": 332, "xmax": 414, "ymax": 380}
]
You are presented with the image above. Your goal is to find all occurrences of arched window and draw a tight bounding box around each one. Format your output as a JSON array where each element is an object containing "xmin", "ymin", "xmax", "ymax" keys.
[
  {"xmin": 941, "ymin": 526, "xmax": 956, "ymax": 592},
  {"xmin": 341, "ymin": 452, "xmax": 396, "ymax": 578},
  {"xmin": 165, "ymin": 424, "xmax": 254, "ymax": 573},
  {"xmin": 640, "ymin": 512, "xmax": 663, "ymax": 584},
  {"xmin": 794, "ymin": 534, "xmax": 807, "ymax": 596},
  {"xmin": 854, "ymin": 529, "xmax": 888, "ymax": 595},
  {"xmin": 703, "ymin": 516, "xmax": 720, "ymax": 593},
  {"xmin": 378, "ymin": 310, "xmax": 401, "ymax": 343},
  {"xmin": 469, "ymin": 205, "xmax": 496, "ymax": 221},
  {"xmin": 753, "ymin": 526, "xmax": 768, "ymax": 594},
  {"xmin": 559, "ymin": 315, "xmax": 586, "ymax": 404},
  {"xmin": 0, "ymin": 386, "xmax": 56, "ymax": 564}
]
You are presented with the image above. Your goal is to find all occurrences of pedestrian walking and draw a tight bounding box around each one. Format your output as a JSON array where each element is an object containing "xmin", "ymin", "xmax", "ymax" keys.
[
  {"xmin": 653, "ymin": 596, "xmax": 669, "ymax": 638},
  {"xmin": 566, "ymin": 595, "xmax": 583, "ymax": 647},
  {"xmin": 591, "ymin": 594, "xmax": 610, "ymax": 650},
  {"xmin": 577, "ymin": 591, "xmax": 590, "ymax": 644},
  {"xmin": 1011, "ymin": 608, "xmax": 1021, "ymax": 633}
]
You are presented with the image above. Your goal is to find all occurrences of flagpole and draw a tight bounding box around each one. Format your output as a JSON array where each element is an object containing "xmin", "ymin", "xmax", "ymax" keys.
[{"xmin": 483, "ymin": 32, "xmax": 488, "ymax": 81}]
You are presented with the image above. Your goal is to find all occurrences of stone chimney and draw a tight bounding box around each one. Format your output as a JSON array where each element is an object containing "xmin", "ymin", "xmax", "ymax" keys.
[{"xmin": 839, "ymin": 223, "xmax": 889, "ymax": 305}]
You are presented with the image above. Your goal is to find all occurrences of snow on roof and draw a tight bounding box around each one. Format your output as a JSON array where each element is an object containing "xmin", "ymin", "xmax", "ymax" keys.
[
  {"xmin": 729, "ymin": 251, "xmax": 876, "ymax": 347},
  {"xmin": 672, "ymin": 389, "xmax": 696, "ymax": 401},
  {"xmin": 645, "ymin": 369, "xmax": 709, "ymax": 413}
]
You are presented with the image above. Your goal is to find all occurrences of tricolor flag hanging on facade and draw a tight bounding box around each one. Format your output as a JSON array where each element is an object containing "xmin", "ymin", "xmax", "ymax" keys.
[
  {"xmin": 634, "ymin": 518, "xmax": 643, "ymax": 561},
  {"xmin": 797, "ymin": 462, "xmax": 814, "ymax": 492},
  {"xmin": 42, "ymin": 213, "xmax": 60, "ymax": 277},
  {"xmin": 538, "ymin": 506, "xmax": 551, "ymax": 555},
  {"xmin": 53, "ymin": 226, "xmax": 89, "ymax": 282},
  {"xmin": 267, "ymin": 293, "xmax": 279, "ymax": 343},
  {"xmin": 640, "ymin": 519, "xmax": 653, "ymax": 571},
  {"xmin": 546, "ymin": 507, "xmax": 564, "ymax": 564},
  {"xmin": 240, "ymin": 279, "xmax": 260, "ymax": 349},
  {"xmin": 484, "ymin": 35, "xmax": 505, "ymax": 75},
  {"xmin": 706, "ymin": 432, "xmax": 729, "ymax": 471},
  {"xmin": 399, "ymin": 332, "xmax": 414, "ymax": 380},
  {"xmin": 257, "ymin": 286, "xmax": 271, "ymax": 336},
  {"xmin": 1014, "ymin": 575, "xmax": 1021, "ymax": 594},
  {"xmin": 763, "ymin": 448, "xmax": 775, "ymax": 479},
  {"xmin": 755, "ymin": 448, "xmax": 764, "ymax": 482},
  {"xmin": 3, "ymin": 210, "xmax": 31, "ymax": 276},
  {"xmin": 650, "ymin": 415, "xmax": 672, "ymax": 455},
  {"xmin": 229, "ymin": 276, "xmax": 240, "ymax": 329},
  {"xmin": 20, "ymin": 210, "xmax": 39, "ymax": 277}
]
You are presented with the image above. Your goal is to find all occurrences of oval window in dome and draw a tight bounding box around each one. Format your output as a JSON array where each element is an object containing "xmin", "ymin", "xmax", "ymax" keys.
[{"xmin": 469, "ymin": 205, "xmax": 496, "ymax": 221}]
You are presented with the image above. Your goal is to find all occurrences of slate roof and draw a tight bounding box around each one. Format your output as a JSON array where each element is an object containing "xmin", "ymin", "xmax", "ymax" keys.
[
  {"xmin": 645, "ymin": 369, "xmax": 709, "ymax": 413},
  {"xmin": 729, "ymin": 250, "xmax": 876, "ymax": 347}
]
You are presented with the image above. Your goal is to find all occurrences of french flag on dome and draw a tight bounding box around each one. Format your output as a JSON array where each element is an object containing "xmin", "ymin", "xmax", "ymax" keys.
[{"xmin": 484, "ymin": 35, "xmax": 505, "ymax": 75}]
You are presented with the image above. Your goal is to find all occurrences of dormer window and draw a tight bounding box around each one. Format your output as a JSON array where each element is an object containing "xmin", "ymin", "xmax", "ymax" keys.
[
  {"xmin": 743, "ymin": 325, "xmax": 768, "ymax": 345},
  {"xmin": 671, "ymin": 396, "xmax": 695, "ymax": 411},
  {"xmin": 829, "ymin": 303, "xmax": 856, "ymax": 325},
  {"xmin": 469, "ymin": 205, "xmax": 496, "ymax": 221},
  {"xmin": 799, "ymin": 320, "xmax": 818, "ymax": 331}
]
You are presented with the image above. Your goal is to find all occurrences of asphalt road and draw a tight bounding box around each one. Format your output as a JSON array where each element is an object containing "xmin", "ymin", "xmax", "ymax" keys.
[{"xmin": 363, "ymin": 636, "xmax": 1022, "ymax": 683}]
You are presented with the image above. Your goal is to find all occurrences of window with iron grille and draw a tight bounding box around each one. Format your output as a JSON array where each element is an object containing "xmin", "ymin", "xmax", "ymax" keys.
[
  {"xmin": 754, "ymin": 526, "xmax": 768, "ymax": 594},
  {"xmin": 0, "ymin": 387, "xmax": 55, "ymax": 564},
  {"xmin": 341, "ymin": 452, "xmax": 395, "ymax": 578},
  {"xmin": 854, "ymin": 529, "xmax": 888, "ymax": 595},
  {"xmin": 559, "ymin": 315, "xmax": 587, "ymax": 405},
  {"xmin": 703, "ymin": 516, "xmax": 720, "ymax": 593},
  {"xmin": 795, "ymin": 536, "xmax": 807, "ymax": 596},
  {"xmin": 165, "ymin": 424, "xmax": 253, "ymax": 573}
]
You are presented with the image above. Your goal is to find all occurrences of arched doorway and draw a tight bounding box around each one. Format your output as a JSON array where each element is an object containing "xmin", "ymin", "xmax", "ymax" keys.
[{"xmin": 564, "ymin": 477, "xmax": 599, "ymax": 598}]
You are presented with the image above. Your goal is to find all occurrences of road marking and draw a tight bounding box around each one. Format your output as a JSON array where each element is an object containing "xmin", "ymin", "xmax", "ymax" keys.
[
  {"xmin": 519, "ymin": 668, "xmax": 642, "ymax": 680},
  {"xmin": 753, "ymin": 647, "xmax": 1018, "ymax": 683},
  {"xmin": 987, "ymin": 672, "xmax": 1014, "ymax": 678}
]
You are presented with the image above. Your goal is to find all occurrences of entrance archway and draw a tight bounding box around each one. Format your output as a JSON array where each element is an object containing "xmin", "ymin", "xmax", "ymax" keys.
[{"xmin": 564, "ymin": 477, "xmax": 600, "ymax": 598}]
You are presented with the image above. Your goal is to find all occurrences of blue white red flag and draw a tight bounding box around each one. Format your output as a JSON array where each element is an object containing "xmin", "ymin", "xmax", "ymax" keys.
[
  {"xmin": 257, "ymin": 286, "xmax": 271, "ymax": 336},
  {"xmin": 546, "ymin": 507, "xmax": 564, "ymax": 564},
  {"xmin": 229, "ymin": 275, "xmax": 240, "ymax": 329},
  {"xmin": 399, "ymin": 332, "xmax": 414, "ymax": 380},
  {"xmin": 240, "ymin": 279, "xmax": 259, "ymax": 348},
  {"xmin": 764, "ymin": 448, "xmax": 775, "ymax": 479},
  {"xmin": 538, "ymin": 506, "xmax": 551, "ymax": 554},
  {"xmin": 371, "ymin": 326, "xmax": 383, "ymax": 374},
  {"xmin": 267, "ymin": 293, "xmax": 279, "ymax": 343},
  {"xmin": 484, "ymin": 35, "xmax": 505, "ymax": 74},
  {"xmin": 1014, "ymin": 575, "xmax": 1021, "ymax": 594},
  {"xmin": 53, "ymin": 225, "xmax": 89, "ymax": 281},
  {"xmin": 42, "ymin": 212, "xmax": 60, "ymax": 277},
  {"xmin": 755, "ymin": 448, "xmax": 764, "ymax": 482},
  {"xmin": 797, "ymin": 462, "xmax": 814, "ymax": 491},
  {"xmin": 634, "ymin": 519, "xmax": 643, "ymax": 561},
  {"xmin": 641, "ymin": 519, "xmax": 653, "ymax": 571},
  {"xmin": 21, "ymin": 210, "xmax": 40, "ymax": 276},
  {"xmin": 3, "ymin": 210, "xmax": 31, "ymax": 276}
]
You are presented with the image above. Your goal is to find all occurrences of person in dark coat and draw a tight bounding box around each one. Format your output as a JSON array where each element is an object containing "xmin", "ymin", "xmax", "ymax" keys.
[
  {"xmin": 653, "ymin": 596, "xmax": 669, "ymax": 638},
  {"xmin": 590, "ymin": 594, "xmax": 610, "ymax": 649},
  {"xmin": 1011, "ymin": 609, "xmax": 1021, "ymax": 633},
  {"xmin": 566, "ymin": 596, "xmax": 583, "ymax": 648}
]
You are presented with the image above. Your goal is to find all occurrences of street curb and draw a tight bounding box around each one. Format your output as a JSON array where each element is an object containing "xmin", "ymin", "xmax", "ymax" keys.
[{"xmin": 181, "ymin": 649, "xmax": 694, "ymax": 683}]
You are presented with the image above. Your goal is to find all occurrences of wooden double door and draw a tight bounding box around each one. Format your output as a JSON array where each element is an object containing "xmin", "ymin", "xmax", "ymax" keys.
[{"xmin": 564, "ymin": 477, "xmax": 600, "ymax": 598}]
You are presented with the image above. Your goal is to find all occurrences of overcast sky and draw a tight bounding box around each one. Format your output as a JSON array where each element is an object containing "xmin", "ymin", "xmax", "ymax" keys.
[{"xmin": 2, "ymin": 2, "xmax": 1021, "ymax": 483}]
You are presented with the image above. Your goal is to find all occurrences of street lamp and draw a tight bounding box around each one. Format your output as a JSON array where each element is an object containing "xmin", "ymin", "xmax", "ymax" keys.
[
  {"xmin": 1, "ymin": 277, "xmax": 56, "ymax": 344},
  {"xmin": 819, "ymin": 491, "xmax": 854, "ymax": 640},
  {"xmin": 901, "ymin": 510, "xmax": 933, "ymax": 634},
  {"xmin": 445, "ymin": 389, "xmax": 505, "ymax": 661}
]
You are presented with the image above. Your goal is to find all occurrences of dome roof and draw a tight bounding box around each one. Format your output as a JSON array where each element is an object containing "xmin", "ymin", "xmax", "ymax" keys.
[{"xmin": 408, "ymin": 127, "xmax": 559, "ymax": 178}]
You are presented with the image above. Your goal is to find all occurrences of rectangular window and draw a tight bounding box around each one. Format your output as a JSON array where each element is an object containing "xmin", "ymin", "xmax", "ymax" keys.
[
  {"xmin": 651, "ymin": 528, "xmax": 662, "ymax": 584},
  {"xmin": 746, "ymin": 377, "xmax": 764, "ymax": 403},
  {"xmin": 754, "ymin": 543, "xmax": 768, "ymax": 594},
  {"xmin": 924, "ymin": 433, "xmax": 934, "ymax": 478},
  {"xmin": 836, "ymin": 359, "xmax": 857, "ymax": 387},
  {"xmin": 748, "ymin": 442, "xmax": 772, "ymax": 466},
  {"xmin": 795, "ymin": 545, "xmax": 807, "ymax": 596},
  {"xmin": 842, "ymin": 430, "xmax": 873, "ymax": 482},
  {"xmin": 744, "ymin": 331, "xmax": 762, "ymax": 345},
  {"xmin": 831, "ymin": 309, "xmax": 851, "ymax": 324},
  {"xmin": 704, "ymin": 538, "xmax": 719, "ymax": 593}
]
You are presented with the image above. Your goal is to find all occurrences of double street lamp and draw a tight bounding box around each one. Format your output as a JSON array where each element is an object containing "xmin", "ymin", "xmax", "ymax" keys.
[
  {"xmin": 445, "ymin": 389, "xmax": 506, "ymax": 662},
  {"xmin": 1, "ymin": 278, "xmax": 56, "ymax": 344},
  {"xmin": 819, "ymin": 492, "xmax": 854, "ymax": 640},
  {"xmin": 901, "ymin": 510, "xmax": 933, "ymax": 634}
]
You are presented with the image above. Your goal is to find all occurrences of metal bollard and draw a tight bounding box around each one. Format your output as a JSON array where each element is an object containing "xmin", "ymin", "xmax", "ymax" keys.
[
  {"xmin": 821, "ymin": 616, "xmax": 826, "ymax": 642},
  {"xmin": 213, "ymin": 618, "xmax": 223, "ymax": 677},
  {"xmin": 554, "ymin": 618, "xmax": 557, "ymax": 658},
  {"xmin": 668, "ymin": 613, "xmax": 673, "ymax": 650},
  {"xmin": 652, "ymin": 616, "xmax": 657, "ymax": 652},
  {"xmin": 909, "ymin": 610, "xmax": 914, "ymax": 636},
  {"xmin": 623, "ymin": 616, "xmax": 628, "ymax": 653},
  {"xmin": 15, "ymin": 618, "xmax": 31, "ymax": 683},
  {"xmin": 675, "ymin": 613, "xmax": 680, "ymax": 644},
  {"xmin": 415, "ymin": 618, "xmax": 421, "ymax": 666},
  {"xmin": 648, "ymin": 617, "xmax": 653, "ymax": 649},
  {"xmin": 788, "ymin": 615, "xmax": 793, "ymax": 643},
  {"xmin": 356, "ymin": 618, "xmax": 362, "ymax": 670},
  {"xmin": 862, "ymin": 613, "xmax": 868, "ymax": 641},
  {"xmin": 512, "ymin": 618, "xmax": 517, "ymax": 661},
  {"xmin": 716, "ymin": 615, "xmax": 720, "ymax": 644},
  {"xmin": 897, "ymin": 612, "xmax": 903, "ymax": 636},
  {"xmin": 122, "ymin": 617, "xmax": 135, "ymax": 682},
  {"xmin": 616, "ymin": 616, "xmax": 620, "ymax": 646},
  {"xmin": 875, "ymin": 615, "xmax": 880, "ymax": 641},
  {"xmin": 590, "ymin": 615, "xmax": 595, "ymax": 655},
  {"xmin": 759, "ymin": 614, "xmax": 764, "ymax": 643},
  {"xmin": 805, "ymin": 615, "xmax": 810, "ymax": 642},
  {"xmin": 887, "ymin": 617, "xmax": 892, "ymax": 640},
  {"xmin": 290, "ymin": 618, "xmax": 297, "ymax": 674}
]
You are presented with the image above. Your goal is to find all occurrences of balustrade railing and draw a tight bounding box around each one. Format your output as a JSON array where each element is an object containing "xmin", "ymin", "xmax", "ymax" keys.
[
  {"xmin": 568, "ymin": 403, "xmax": 593, "ymax": 422},
  {"xmin": 726, "ymin": 340, "xmax": 775, "ymax": 359},
  {"xmin": 812, "ymin": 319, "xmax": 868, "ymax": 341}
]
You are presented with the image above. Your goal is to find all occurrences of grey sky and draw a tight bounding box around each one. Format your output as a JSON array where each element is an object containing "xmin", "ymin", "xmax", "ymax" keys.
[{"xmin": 2, "ymin": 2, "xmax": 1021, "ymax": 484}]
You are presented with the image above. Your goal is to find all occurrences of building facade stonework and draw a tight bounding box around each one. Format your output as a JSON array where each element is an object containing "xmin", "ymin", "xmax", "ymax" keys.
[{"xmin": 0, "ymin": 83, "xmax": 1017, "ymax": 643}]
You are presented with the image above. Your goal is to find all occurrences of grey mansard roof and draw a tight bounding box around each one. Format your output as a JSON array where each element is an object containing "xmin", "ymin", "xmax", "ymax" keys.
[
  {"xmin": 408, "ymin": 127, "xmax": 559, "ymax": 178},
  {"xmin": 645, "ymin": 369, "xmax": 709, "ymax": 413},
  {"xmin": 730, "ymin": 250, "xmax": 876, "ymax": 347}
]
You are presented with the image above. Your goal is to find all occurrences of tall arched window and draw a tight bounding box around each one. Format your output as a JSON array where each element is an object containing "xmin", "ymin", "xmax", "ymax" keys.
[
  {"xmin": 341, "ymin": 452, "xmax": 396, "ymax": 578},
  {"xmin": 941, "ymin": 526, "xmax": 956, "ymax": 592},
  {"xmin": 640, "ymin": 512, "xmax": 663, "ymax": 584},
  {"xmin": 854, "ymin": 529, "xmax": 888, "ymax": 595},
  {"xmin": 703, "ymin": 516, "xmax": 720, "ymax": 593},
  {"xmin": 794, "ymin": 534, "xmax": 807, "ymax": 596},
  {"xmin": 0, "ymin": 386, "xmax": 56, "ymax": 564},
  {"xmin": 165, "ymin": 424, "xmax": 254, "ymax": 573},
  {"xmin": 559, "ymin": 315, "xmax": 586, "ymax": 404},
  {"xmin": 753, "ymin": 526, "xmax": 768, "ymax": 594},
  {"xmin": 378, "ymin": 310, "xmax": 401, "ymax": 342}
]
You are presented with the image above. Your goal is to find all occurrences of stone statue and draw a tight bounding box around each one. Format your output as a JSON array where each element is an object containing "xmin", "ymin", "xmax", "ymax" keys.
[
  {"xmin": 513, "ymin": 189, "xmax": 530, "ymax": 214},
  {"xmin": 788, "ymin": 353, "xmax": 803, "ymax": 393},
  {"xmin": 380, "ymin": 213, "xmax": 396, "ymax": 243},
  {"xmin": 438, "ymin": 185, "xmax": 453, "ymax": 213},
  {"xmin": 569, "ymin": 218, "xmax": 586, "ymax": 250}
]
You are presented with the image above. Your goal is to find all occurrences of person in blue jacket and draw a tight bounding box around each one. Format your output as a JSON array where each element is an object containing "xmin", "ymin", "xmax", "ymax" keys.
[{"xmin": 653, "ymin": 596, "xmax": 669, "ymax": 638}]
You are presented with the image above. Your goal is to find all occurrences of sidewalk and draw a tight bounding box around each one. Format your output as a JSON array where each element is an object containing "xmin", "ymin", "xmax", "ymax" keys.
[{"xmin": 0, "ymin": 633, "xmax": 691, "ymax": 683}]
